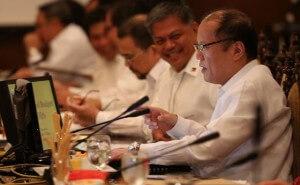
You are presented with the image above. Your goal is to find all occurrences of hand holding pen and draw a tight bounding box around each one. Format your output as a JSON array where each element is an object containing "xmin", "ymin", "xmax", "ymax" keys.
[
  {"xmin": 79, "ymin": 90, "xmax": 100, "ymax": 105},
  {"xmin": 66, "ymin": 90, "xmax": 101, "ymax": 126}
]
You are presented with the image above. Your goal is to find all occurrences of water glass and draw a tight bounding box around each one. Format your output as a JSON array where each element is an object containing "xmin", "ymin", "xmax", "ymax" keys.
[
  {"xmin": 121, "ymin": 152, "xmax": 149, "ymax": 185},
  {"xmin": 51, "ymin": 154, "xmax": 70, "ymax": 185},
  {"xmin": 165, "ymin": 173, "xmax": 194, "ymax": 185},
  {"xmin": 87, "ymin": 134, "xmax": 111, "ymax": 170}
]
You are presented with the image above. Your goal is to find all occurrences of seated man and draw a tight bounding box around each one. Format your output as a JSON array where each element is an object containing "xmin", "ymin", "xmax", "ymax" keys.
[
  {"xmin": 114, "ymin": 9, "xmax": 292, "ymax": 183},
  {"xmin": 82, "ymin": 7, "xmax": 145, "ymax": 108},
  {"xmin": 14, "ymin": 0, "xmax": 98, "ymax": 85},
  {"xmin": 67, "ymin": 14, "xmax": 168, "ymax": 140}
]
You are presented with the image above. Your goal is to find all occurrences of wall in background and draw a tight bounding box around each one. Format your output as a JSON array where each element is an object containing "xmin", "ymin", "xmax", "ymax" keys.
[
  {"xmin": 0, "ymin": 0, "xmax": 90, "ymax": 69},
  {"xmin": 186, "ymin": 0, "xmax": 300, "ymax": 31},
  {"xmin": 0, "ymin": 0, "xmax": 89, "ymax": 26},
  {"xmin": 0, "ymin": 0, "xmax": 300, "ymax": 70}
]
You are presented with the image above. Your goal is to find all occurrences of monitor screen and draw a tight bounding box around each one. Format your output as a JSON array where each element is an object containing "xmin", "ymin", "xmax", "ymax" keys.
[{"xmin": 0, "ymin": 75, "xmax": 60, "ymax": 151}]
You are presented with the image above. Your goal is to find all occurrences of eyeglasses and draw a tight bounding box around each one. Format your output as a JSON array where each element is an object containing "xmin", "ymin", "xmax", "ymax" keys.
[
  {"xmin": 125, "ymin": 52, "xmax": 144, "ymax": 62},
  {"xmin": 194, "ymin": 38, "xmax": 234, "ymax": 51}
]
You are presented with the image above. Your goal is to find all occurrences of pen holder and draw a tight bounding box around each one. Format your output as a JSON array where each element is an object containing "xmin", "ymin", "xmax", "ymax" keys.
[{"xmin": 52, "ymin": 153, "xmax": 70, "ymax": 185}]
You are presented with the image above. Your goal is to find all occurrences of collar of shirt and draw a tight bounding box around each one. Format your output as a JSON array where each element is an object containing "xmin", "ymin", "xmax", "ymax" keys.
[
  {"xmin": 170, "ymin": 51, "xmax": 201, "ymax": 78},
  {"xmin": 147, "ymin": 58, "xmax": 169, "ymax": 82},
  {"xmin": 98, "ymin": 52, "xmax": 120, "ymax": 64},
  {"xmin": 219, "ymin": 59, "xmax": 258, "ymax": 97},
  {"xmin": 183, "ymin": 52, "xmax": 201, "ymax": 77}
]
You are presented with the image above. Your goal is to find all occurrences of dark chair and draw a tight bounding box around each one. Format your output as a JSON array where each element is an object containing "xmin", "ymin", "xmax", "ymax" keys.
[{"xmin": 288, "ymin": 82, "xmax": 300, "ymax": 178}]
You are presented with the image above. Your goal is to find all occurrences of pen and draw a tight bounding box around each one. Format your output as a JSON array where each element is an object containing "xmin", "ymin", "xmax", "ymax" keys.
[{"xmin": 78, "ymin": 90, "xmax": 99, "ymax": 105}]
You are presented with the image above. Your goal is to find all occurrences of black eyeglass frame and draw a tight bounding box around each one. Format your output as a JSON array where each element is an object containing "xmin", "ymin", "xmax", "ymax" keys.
[{"xmin": 194, "ymin": 38, "xmax": 235, "ymax": 51}]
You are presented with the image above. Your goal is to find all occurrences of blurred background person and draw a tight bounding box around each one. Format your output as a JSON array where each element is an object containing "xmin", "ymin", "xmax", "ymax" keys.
[
  {"xmin": 56, "ymin": 7, "xmax": 146, "ymax": 112},
  {"xmin": 67, "ymin": 14, "xmax": 169, "ymax": 140},
  {"xmin": 13, "ymin": 0, "xmax": 98, "ymax": 86}
]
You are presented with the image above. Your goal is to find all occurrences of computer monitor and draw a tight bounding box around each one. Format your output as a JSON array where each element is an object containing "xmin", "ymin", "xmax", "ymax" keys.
[{"xmin": 0, "ymin": 75, "xmax": 61, "ymax": 153}]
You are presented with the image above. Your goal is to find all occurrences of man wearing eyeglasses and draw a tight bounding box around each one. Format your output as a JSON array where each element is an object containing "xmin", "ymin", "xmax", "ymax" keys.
[
  {"xmin": 81, "ymin": 14, "xmax": 169, "ymax": 139},
  {"xmin": 132, "ymin": 9, "xmax": 292, "ymax": 183},
  {"xmin": 62, "ymin": 8, "xmax": 146, "ymax": 125}
]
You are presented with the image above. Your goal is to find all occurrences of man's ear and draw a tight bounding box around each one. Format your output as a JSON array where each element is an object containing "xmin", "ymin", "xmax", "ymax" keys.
[
  {"xmin": 232, "ymin": 41, "xmax": 245, "ymax": 61},
  {"xmin": 149, "ymin": 44, "xmax": 161, "ymax": 58},
  {"xmin": 50, "ymin": 18, "xmax": 64, "ymax": 28},
  {"xmin": 192, "ymin": 21, "xmax": 199, "ymax": 34}
]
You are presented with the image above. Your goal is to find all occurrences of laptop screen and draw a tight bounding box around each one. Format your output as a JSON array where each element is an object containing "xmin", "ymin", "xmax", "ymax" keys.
[{"xmin": 1, "ymin": 75, "xmax": 60, "ymax": 151}]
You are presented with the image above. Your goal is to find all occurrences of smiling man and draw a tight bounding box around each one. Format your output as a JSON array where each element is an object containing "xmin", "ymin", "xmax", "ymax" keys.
[{"xmin": 145, "ymin": 1, "xmax": 218, "ymax": 128}]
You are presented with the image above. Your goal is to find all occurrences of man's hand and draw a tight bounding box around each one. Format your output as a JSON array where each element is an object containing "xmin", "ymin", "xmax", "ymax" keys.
[
  {"xmin": 152, "ymin": 129, "xmax": 172, "ymax": 141},
  {"xmin": 110, "ymin": 148, "xmax": 127, "ymax": 161},
  {"xmin": 67, "ymin": 96, "xmax": 100, "ymax": 126},
  {"xmin": 12, "ymin": 67, "xmax": 33, "ymax": 79},
  {"xmin": 53, "ymin": 80, "xmax": 75, "ymax": 108},
  {"xmin": 144, "ymin": 107, "xmax": 178, "ymax": 134},
  {"xmin": 85, "ymin": 97, "xmax": 102, "ymax": 110},
  {"xmin": 23, "ymin": 32, "xmax": 43, "ymax": 51}
]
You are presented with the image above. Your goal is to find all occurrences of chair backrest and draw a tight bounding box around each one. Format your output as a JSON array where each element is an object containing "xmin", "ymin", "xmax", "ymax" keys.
[{"xmin": 288, "ymin": 82, "xmax": 300, "ymax": 178}]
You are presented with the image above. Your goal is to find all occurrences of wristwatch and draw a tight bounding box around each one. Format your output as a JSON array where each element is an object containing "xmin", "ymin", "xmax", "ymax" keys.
[{"xmin": 128, "ymin": 141, "xmax": 140, "ymax": 155}]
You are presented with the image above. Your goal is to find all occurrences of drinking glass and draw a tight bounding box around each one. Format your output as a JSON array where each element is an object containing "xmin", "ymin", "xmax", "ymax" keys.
[
  {"xmin": 164, "ymin": 173, "xmax": 194, "ymax": 185},
  {"xmin": 51, "ymin": 153, "xmax": 70, "ymax": 185},
  {"xmin": 87, "ymin": 134, "xmax": 111, "ymax": 170},
  {"xmin": 121, "ymin": 152, "xmax": 149, "ymax": 185}
]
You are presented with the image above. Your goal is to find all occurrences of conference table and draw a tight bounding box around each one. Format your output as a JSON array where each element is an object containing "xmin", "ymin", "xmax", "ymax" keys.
[{"xmin": 0, "ymin": 134, "xmax": 247, "ymax": 185}]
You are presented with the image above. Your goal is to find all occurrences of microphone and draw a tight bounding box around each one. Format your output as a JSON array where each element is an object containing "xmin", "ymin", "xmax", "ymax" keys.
[
  {"xmin": 253, "ymin": 105, "xmax": 262, "ymax": 182},
  {"xmin": 201, "ymin": 151, "xmax": 258, "ymax": 178},
  {"xmin": 119, "ymin": 96, "xmax": 149, "ymax": 116},
  {"xmin": 254, "ymin": 105, "xmax": 262, "ymax": 146},
  {"xmin": 202, "ymin": 105, "xmax": 262, "ymax": 179},
  {"xmin": 230, "ymin": 151, "xmax": 258, "ymax": 167},
  {"xmin": 72, "ymin": 109, "xmax": 150, "ymax": 148},
  {"xmin": 36, "ymin": 66, "xmax": 93, "ymax": 82},
  {"xmin": 71, "ymin": 96, "xmax": 149, "ymax": 133},
  {"xmin": 121, "ymin": 131, "xmax": 219, "ymax": 172}
]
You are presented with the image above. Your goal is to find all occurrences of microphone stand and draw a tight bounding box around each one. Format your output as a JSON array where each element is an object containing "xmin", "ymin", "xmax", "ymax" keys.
[
  {"xmin": 72, "ymin": 109, "xmax": 150, "ymax": 149},
  {"xmin": 71, "ymin": 96, "xmax": 149, "ymax": 134},
  {"xmin": 122, "ymin": 132, "xmax": 219, "ymax": 171},
  {"xmin": 253, "ymin": 105, "xmax": 262, "ymax": 182},
  {"xmin": 107, "ymin": 131, "xmax": 220, "ymax": 180},
  {"xmin": 201, "ymin": 150, "xmax": 258, "ymax": 179},
  {"xmin": 202, "ymin": 105, "xmax": 262, "ymax": 179}
]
